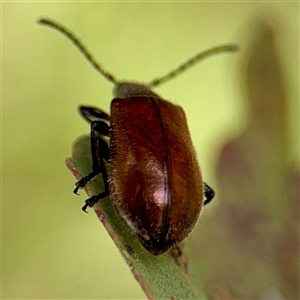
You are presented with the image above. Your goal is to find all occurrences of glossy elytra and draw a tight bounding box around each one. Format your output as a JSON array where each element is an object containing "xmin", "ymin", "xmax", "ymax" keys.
[{"xmin": 39, "ymin": 18, "xmax": 238, "ymax": 255}]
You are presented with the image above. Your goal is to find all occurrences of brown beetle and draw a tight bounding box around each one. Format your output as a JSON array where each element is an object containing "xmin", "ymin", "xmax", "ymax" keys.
[{"xmin": 39, "ymin": 18, "xmax": 237, "ymax": 255}]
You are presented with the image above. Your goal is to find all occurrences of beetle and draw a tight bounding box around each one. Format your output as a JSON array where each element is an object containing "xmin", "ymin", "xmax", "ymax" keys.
[{"xmin": 39, "ymin": 18, "xmax": 237, "ymax": 255}]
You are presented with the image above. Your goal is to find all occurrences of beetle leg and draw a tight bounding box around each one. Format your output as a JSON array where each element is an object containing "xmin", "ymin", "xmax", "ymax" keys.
[
  {"xmin": 73, "ymin": 120, "xmax": 109, "ymax": 194},
  {"xmin": 82, "ymin": 188, "xmax": 110, "ymax": 212},
  {"xmin": 81, "ymin": 132, "xmax": 110, "ymax": 212},
  {"xmin": 203, "ymin": 183, "xmax": 215, "ymax": 205},
  {"xmin": 79, "ymin": 106, "xmax": 110, "ymax": 123},
  {"xmin": 82, "ymin": 157, "xmax": 109, "ymax": 212}
]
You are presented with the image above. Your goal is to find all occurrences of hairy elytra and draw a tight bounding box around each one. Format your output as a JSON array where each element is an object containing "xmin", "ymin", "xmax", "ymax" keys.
[{"xmin": 39, "ymin": 18, "xmax": 238, "ymax": 255}]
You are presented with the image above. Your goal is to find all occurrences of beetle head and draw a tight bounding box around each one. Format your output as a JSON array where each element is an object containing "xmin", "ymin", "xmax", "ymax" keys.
[{"xmin": 114, "ymin": 82, "xmax": 161, "ymax": 99}]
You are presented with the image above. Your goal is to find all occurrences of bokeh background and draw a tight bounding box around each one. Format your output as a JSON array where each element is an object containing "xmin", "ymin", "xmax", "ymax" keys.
[{"xmin": 2, "ymin": 2, "xmax": 298, "ymax": 299}]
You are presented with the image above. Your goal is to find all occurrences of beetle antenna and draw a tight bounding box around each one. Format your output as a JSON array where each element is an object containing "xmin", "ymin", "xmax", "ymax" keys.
[
  {"xmin": 38, "ymin": 18, "xmax": 118, "ymax": 85},
  {"xmin": 148, "ymin": 44, "xmax": 239, "ymax": 88}
]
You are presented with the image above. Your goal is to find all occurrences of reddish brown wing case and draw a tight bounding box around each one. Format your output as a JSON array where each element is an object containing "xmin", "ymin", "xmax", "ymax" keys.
[{"xmin": 109, "ymin": 96, "xmax": 203, "ymax": 255}]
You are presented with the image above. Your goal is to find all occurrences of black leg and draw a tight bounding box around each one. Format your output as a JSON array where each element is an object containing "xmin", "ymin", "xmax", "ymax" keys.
[
  {"xmin": 79, "ymin": 106, "xmax": 110, "ymax": 123},
  {"xmin": 73, "ymin": 121, "xmax": 109, "ymax": 194},
  {"xmin": 73, "ymin": 136, "xmax": 108, "ymax": 193},
  {"xmin": 74, "ymin": 117, "xmax": 111, "ymax": 211},
  {"xmin": 81, "ymin": 141, "xmax": 109, "ymax": 212},
  {"xmin": 81, "ymin": 172, "xmax": 110, "ymax": 212},
  {"xmin": 89, "ymin": 121, "xmax": 109, "ymax": 178},
  {"xmin": 204, "ymin": 183, "xmax": 215, "ymax": 205}
]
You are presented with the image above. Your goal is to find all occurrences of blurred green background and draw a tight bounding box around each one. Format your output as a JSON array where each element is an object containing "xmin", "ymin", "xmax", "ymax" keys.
[{"xmin": 2, "ymin": 2, "xmax": 298, "ymax": 299}]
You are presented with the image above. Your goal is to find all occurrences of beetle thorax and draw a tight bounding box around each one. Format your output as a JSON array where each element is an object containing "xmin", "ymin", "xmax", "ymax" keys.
[{"xmin": 114, "ymin": 82, "xmax": 160, "ymax": 99}]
